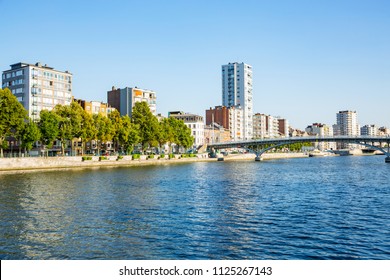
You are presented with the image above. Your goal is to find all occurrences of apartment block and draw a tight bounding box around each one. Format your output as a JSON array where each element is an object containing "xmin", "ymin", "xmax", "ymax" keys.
[
  {"xmin": 205, "ymin": 106, "xmax": 230, "ymax": 129},
  {"xmin": 222, "ymin": 62, "xmax": 253, "ymax": 139},
  {"xmin": 335, "ymin": 110, "xmax": 360, "ymax": 149},
  {"xmin": 252, "ymin": 113, "xmax": 279, "ymax": 138},
  {"xmin": 360, "ymin": 124, "xmax": 379, "ymax": 136},
  {"xmin": 75, "ymin": 99, "xmax": 116, "ymax": 117},
  {"xmin": 2, "ymin": 62, "xmax": 72, "ymax": 120},
  {"xmin": 305, "ymin": 123, "xmax": 336, "ymax": 150},
  {"xmin": 107, "ymin": 86, "xmax": 156, "ymax": 116},
  {"xmin": 168, "ymin": 111, "xmax": 204, "ymax": 148}
]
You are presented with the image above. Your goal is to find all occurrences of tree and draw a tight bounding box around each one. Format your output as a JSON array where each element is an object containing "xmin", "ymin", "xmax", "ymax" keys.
[
  {"xmin": 39, "ymin": 110, "xmax": 59, "ymax": 156},
  {"xmin": 158, "ymin": 118, "xmax": 173, "ymax": 153},
  {"xmin": 92, "ymin": 114, "xmax": 114, "ymax": 155},
  {"xmin": 0, "ymin": 88, "xmax": 28, "ymax": 157},
  {"xmin": 108, "ymin": 110, "xmax": 122, "ymax": 153},
  {"xmin": 118, "ymin": 115, "xmax": 140, "ymax": 154},
  {"xmin": 80, "ymin": 111, "xmax": 96, "ymax": 155},
  {"xmin": 53, "ymin": 104, "xmax": 72, "ymax": 155},
  {"xmin": 176, "ymin": 120, "xmax": 194, "ymax": 150},
  {"xmin": 165, "ymin": 117, "xmax": 194, "ymax": 153},
  {"xmin": 21, "ymin": 119, "xmax": 41, "ymax": 154},
  {"xmin": 131, "ymin": 101, "xmax": 160, "ymax": 152}
]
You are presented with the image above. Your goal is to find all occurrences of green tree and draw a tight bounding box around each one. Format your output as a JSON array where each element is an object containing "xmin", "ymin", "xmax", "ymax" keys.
[
  {"xmin": 176, "ymin": 120, "xmax": 194, "ymax": 150},
  {"xmin": 80, "ymin": 111, "xmax": 96, "ymax": 155},
  {"xmin": 118, "ymin": 115, "xmax": 140, "ymax": 154},
  {"xmin": 39, "ymin": 110, "xmax": 60, "ymax": 156},
  {"xmin": 165, "ymin": 117, "xmax": 194, "ymax": 153},
  {"xmin": 21, "ymin": 119, "xmax": 41, "ymax": 154},
  {"xmin": 131, "ymin": 102, "xmax": 160, "ymax": 152},
  {"xmin": 108, "ymin": 110, "xmax": 122, "ymax": 153},
  {"xmin": 158, "ymin": 118, "xmax": 173, "ymax": 153},
  {"xmin": 53, "ymin": 104, "xmax": 72, "ymax": 155},
  {"xmin": 68, "ymin": 102, "xmax": 85, "ymax": 155},
  {"xmin": 92, "ymin": 114, "xmax": 114, "ymax": 155},
  {"xmin": 0, "ymin": 88, "xmax": 28, "ymax": 157}
]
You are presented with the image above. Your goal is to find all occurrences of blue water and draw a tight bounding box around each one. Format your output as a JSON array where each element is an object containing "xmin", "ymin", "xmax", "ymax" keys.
[{"xmin": 1, "ymin": 156, "xmax": 390, "ymax": 259}]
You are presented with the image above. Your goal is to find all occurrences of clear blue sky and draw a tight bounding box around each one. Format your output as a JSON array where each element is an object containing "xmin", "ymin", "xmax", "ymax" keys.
[{"xmin": 1, "ymin": 0, "xmax": 389, "ymax": 129}]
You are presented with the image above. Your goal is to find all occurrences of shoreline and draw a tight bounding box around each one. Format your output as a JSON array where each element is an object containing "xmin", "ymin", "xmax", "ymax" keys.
[{"xmin": 0, "ymin": 153, "xmax": 309, "ymax": 175}]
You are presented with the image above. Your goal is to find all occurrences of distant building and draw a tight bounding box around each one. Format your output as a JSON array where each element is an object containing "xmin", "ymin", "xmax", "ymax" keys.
[
  {"xmin": 2, "ymin": 62, "xmax": 73, "ymax": 120},
  {"xmin": 379, "ymin": 126, "xmax": 390, "ymax": 136},
  {"xmin": 168, "ymin": 111, "xmax": 204, "ymax": 148},
  {"xmin": 360, "ymin": 124, "xmax": 378, "ymax": 136},
  {"xmin": 205, "ymin": 106, "xmax": 230, "ymax": 129},
  {"xmin": 305, "ymin": 123, "xmax": 336, "ymax": 150},
  {"xmin": 277, "ymin": 118, "xmax": 289, "ymax": 137},
  {"xmin": 252, "ymin": 113, "xmax": 280, "ymax": 138},
  {"xmin": 222, "ymin": 62, "xmax": 253, "ymax": 139},
  {"xmin": 107, "ymin": 86, "xmax": 156, "ymax": 116},
  {"xmin": 74, "ymin": 99, "xmax": 116, "ymax": 117},
  {"xmin": 228, "ymin": 106, "xmax": 245, "ymax": 141},
  {"xmin": 204, "ymin": 123, "xmax": 231, "ymax": 144},
  {"xmin": 335, "ymin": 110, "xmax": 360, "ymax": 149}
]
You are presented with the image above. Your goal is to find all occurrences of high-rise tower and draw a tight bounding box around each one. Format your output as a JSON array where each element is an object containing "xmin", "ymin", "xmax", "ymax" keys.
[
  {"xmin": 335, "ymin": 110, "xmax": 360, "ymax": 149},
  {"xmin": 222, "ymin": 62, "xmax": 253, "ymax": 139}
]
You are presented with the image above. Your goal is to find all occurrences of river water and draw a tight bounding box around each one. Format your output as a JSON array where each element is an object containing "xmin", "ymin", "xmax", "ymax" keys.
[{"xmin": 0, "ymin": 155, "xmax": 389, "ymax": 259}]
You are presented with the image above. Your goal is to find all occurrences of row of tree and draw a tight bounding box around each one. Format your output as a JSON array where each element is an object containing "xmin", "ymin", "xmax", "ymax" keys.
[{"xmin": 0, "ymin": 88, "xmax": 194, "ymax": 157}]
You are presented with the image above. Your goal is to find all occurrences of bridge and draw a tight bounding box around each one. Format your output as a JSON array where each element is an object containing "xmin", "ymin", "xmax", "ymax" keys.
[{"xmin": 207, "ymin": 136, "xmax": 390, "ymax": 163}]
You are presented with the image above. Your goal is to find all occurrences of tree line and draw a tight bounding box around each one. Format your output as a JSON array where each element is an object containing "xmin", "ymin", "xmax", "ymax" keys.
[{"xmin": 0, "ymin": 88, "xmax": 194, "ymax": 157}]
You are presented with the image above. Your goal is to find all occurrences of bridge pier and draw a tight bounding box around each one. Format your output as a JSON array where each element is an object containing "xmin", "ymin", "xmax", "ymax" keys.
[
  {"xmin": 255, "ymin": 156, "xmax": 263, "ymax": 161},
  {"xmin": 385, "ymin": 156, "xmax": 390, "ymax": 163}
]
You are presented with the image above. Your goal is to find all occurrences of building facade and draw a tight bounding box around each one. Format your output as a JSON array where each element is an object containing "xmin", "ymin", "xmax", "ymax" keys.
[
  {"xmin": 2, "ymin": 62, "xmax": 72, "ymax": 120},
  {"xmin": 107, "ymin": 86, "xmax": 156, "ymax": 116},
  {"xmin": 253, "ymin": 113, "xmax": 267, "ymax": 139},
  {"xmin": 335, "ymin": 110, "xmax": 360, "ymax": 149},
  {"xmin": 222, "ymin": 62, "xmax": 253, "ymax": 139},
  {"xmin": 74, "ymin": 99, "xmax": 116, "ymax": 117},
  {"xmin": 277, "ymin": 118, "xmax": 289, "ymax": 137},
  {"xmin": 204, "ymin": 123, "xmax": 231, "ymax": 144},
  {"xmin": 360, "ymin": 124, "xmax": 379, "ymax": 136},
  {"xmin": 305, "ymin": 123, "xmax": 336, "ymax": 150},
  {"xmin": 205, "ymin": 106, "xmax": 230, "ymax": 129},
  {"xmin": 168, "ymin": 112, "xmax": 204, "ymax": 148},
  {"xmin": 252, "ymin": 113, "xmax": 280, "ymax": 139}
]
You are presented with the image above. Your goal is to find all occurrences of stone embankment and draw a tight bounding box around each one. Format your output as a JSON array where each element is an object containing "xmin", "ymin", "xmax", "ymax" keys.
[{"xmin": 0, "ymin": 152, "xmax": 308, "ymax": 174}]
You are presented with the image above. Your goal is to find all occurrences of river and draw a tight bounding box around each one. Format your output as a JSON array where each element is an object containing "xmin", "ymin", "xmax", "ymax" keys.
[{"xmin": 0, "ymin": 155, "xmax": 389, "ymax": 259}]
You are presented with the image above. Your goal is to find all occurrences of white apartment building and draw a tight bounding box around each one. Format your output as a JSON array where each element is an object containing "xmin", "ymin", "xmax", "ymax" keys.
[
  {"xmin": 335, "ymin": 110, "xmax": 360, "ymax": 149},
  {"xmin": 305, "ymin": 123, "xmax": 336, "ymax": 151},
  {"xmin": 222, "ymin": 62, "xmax": 253, "ymax": 139},
  {"xmin": 229, "ymin": 106, "xmax": 244, "ymax": 141},
  {"xmin": 107, "ymin": 86, "xmax": 156, "ymax": 116},
  {"xmin": 2, "ymin": 62, "xmax": 72, "ymax": 120},
  {"xmin": 169, "ymin": 112, "xmax": 204, "ymax": 148},
  {"xmin": 361, "ymin": 125, "xmax": 379, "ymax": 136},
  {"xmin": 252, "ymin": 113, "xmax": 279, "ymax": 138}
]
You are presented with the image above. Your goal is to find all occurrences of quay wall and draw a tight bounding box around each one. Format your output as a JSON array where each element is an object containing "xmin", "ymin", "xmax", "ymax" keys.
[{"xmin": 0, "ymin": 152, "xmax": 309, "ymax": 174}]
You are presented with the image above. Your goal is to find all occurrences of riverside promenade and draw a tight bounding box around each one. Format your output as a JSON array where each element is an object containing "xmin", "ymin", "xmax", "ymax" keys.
[{"xmin": 0, "ymin": 153, "xmax": 308, "ymax": 174}]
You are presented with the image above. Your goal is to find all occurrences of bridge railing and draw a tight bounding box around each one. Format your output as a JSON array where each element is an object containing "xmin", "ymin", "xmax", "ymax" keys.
[{"xmin": 208, "ymin": 135, "xmax": 390, "ymax": 148}]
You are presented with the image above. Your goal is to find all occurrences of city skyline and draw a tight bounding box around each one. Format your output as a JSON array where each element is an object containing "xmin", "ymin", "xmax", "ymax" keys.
[{"xmin": 1, "ymin": 0, "xmax": 389, "ymax": 129}]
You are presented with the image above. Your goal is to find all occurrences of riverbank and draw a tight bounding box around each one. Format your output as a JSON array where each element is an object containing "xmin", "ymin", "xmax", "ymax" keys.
[{"xmin": 0, "ymin": 152, "xmax": 309, "ymax": 174}]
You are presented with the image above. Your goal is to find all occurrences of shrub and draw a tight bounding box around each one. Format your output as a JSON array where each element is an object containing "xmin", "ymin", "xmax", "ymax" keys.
[
  {"xmin": 169, "ymin": 153, "xmax": 175, "ymax": 159},
  {"xmin": 99, "ymin": 156, "xmax": 108, "ymax": 161},
  {"xmin": 148, "ymin": 154, "xmax": 155, "ymax": 159},
  {"xmin": 132, "ymin": 154, "xmax": 141, "ymax": 160},
  {"xmin": 117, "ymin": 155, "xmax": 124, "ymax": 161},
  {"xmin": 82, "ymin": 156, "xmax": 92, "ymax": 161}
]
